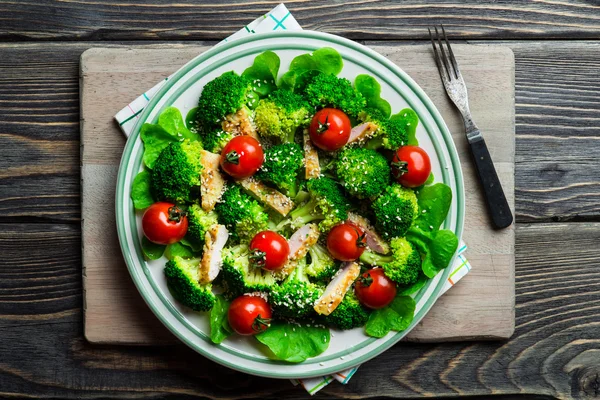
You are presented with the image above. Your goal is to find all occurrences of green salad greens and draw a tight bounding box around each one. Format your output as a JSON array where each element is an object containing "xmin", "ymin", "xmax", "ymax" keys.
[{"xmin": 131, "ymin": 47, "xmax": 459, "ymax": 363}]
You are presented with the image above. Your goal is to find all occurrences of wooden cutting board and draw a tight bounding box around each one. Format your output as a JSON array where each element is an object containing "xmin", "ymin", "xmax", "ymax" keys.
[{"xmin": 80, "ymin": 43, "xmax": 515, "ymax": 345}]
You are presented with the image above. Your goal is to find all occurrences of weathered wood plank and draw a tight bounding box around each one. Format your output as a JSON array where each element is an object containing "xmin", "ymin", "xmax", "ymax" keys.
[
  {"xmin": 0, "ymin": 1, "xmax": 599, "ymax": 41},
  {"xmin": 0, "ymin": 222, "xmax": 597, "ymax": 398},
  {"xmin": 0, "ymin": 41, "xmax": 599, "ymax": 223}
]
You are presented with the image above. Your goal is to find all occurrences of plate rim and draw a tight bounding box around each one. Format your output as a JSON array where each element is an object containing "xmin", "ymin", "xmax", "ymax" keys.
[{"xmin": 115, "ymin": 30, "xmax": 465, "ymax": 378}]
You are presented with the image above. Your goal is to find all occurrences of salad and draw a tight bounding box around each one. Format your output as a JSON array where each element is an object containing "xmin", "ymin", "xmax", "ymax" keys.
[{"xmin": 130, "ymin": 47, "xmax": 459, "ymax": 363}]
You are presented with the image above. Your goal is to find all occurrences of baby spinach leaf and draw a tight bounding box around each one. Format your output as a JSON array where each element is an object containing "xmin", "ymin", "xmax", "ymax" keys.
[
  {"xmin": 365, "ymin": 296, "xmax": 416, "ymax": 338},
  {"xmin": 140, "ymin": 123, "xmax": 178, "ymax": 168},
  {"xmin": 185, "ymin": 107, "xmax": 200, "ymax": 132},
  {"xmin": 391, "ymin": 108, "xmax": 419, "ymax": 145},
  {"xmin": 142, "ymin": 236, "xmax": 165, "ymax": 260},
  {"xmin": 165, "ymin": 242, "xmax": 195, "ymax": 260},
  {"xmin": 428, "ymin": 229, "xmax": 459, "ymax": 275},
  {"xmin": 354, "ymin": 74, "xmax": 391, "ymax": 118},
  {"xmin": 158, "ymin": 107, "xmax": 199, "ymax": 142},
  {"xmin": 255, "ymin": 321, "xmax": 330, "ymax": 363},
  {"xmin": 243, "ymin": 50, "xmax": 280, "ymax": 97},
  {"xmin": 210, "ymin": 295, "xmax": 233, "ymax": 344},
  {"xmin": 131, "ymin": 170, "xmax": 154, "ymax": 209}
]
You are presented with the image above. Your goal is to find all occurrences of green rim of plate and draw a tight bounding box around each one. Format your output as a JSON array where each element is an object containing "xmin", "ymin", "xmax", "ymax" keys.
[{"xmin": 115, "ymin": 30, "xmax": 465, "ymax": 379}]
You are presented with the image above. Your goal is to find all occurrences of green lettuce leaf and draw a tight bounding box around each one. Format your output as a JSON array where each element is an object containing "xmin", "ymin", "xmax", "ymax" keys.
[
  {"xmin": 391, "ymin": 108, "xmax": 419, "ymax": 145},
  {"xmin": 210, "ymin": 295, "xmax": 233, "ymax": 344},
  {"xmin": 158, "ymin": 107, "xmax": 199, "ymax": 142},
  {"xmin": 278, "ymin": 47, "xmax": 343, "ymax": 91},
  {"xmin": 354, "ymin": 74, "xmax": 391, "ymax": 118},
  {"xmin": 365, "ymin": 296, "xmax": 416, "ymax": 338},
  {"xmin": 255, "ymin": 321, "xmax": 330, "ymax": 363},
  {"xmin": 397, "ymin": 273, "xmax": 429, "ymax": 296},
  {"xmin": 243, "ymin": 50, "xmax": 280, "ymax": 97},
  {"xmin": 131, "ymin": 170, "xmax": 154, "ymax": 209},
  {"xmin": 141, "ymin": 236, "xmax": 165, "ymax": 260},
  {"xmin": 140, "ymin": 123, "xmax": 178, "ymax": 168}
]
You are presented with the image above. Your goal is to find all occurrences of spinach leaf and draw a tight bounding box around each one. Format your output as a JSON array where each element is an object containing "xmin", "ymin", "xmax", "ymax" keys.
[
  {"xmin": 424, "ymin": 229, "xmax": 459, "ymax": 277},
  {"xmin": 185, "ymin": 107, "xmax": 200, "ymax": 132},
  {"xmin": 391, "ymin": 108, "xmax": 419, "ymax": 145},
  {"xmin": 242, "ymin": 50, "xmax": 280, "ymax": 97},
  {"xmin": 255, "ymin": 321, "xmax": 330, "ymax": 363},
  {"xmin": 131, "ymin": 170, "xmax": 154, "ymax": 209},
  {"xmin": 165, "ymin": 242, "xmax": 195, "ymax": 260},
  {"xmin": 158, "ymin": 106, "xmax": 199, "ymax": 142},
  {"xmin": 365, "ymin": 296, "xmax": 416, "ymax": 338},
  {"xmin": 354, "ymin": 74, "xmax": 391, "ymax": 118},
  {"xmin": 179, "ymin": 236, "xmax": 203, "ymax": 253},
  {"xmin": 210, "ymin": 295, "xmax": 233, "ymax": 344},
  {"xmin": 141, "ymin": 236, "xmax": 165, "ymax": 260},
  {"xmin": 140, "ymin": 123, "xmax": 178, "ymax": 168}
]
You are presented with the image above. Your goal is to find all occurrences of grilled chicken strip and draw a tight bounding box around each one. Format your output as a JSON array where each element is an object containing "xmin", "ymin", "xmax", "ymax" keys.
[
  {"xmin": 239, "ymin": 177, "xmax": 294, "ymax": 216},
  {"xmin": 222, "ymin": 107, "xmax": 258, "ymax": 139},
  {"xmin": 347, "ymin": 122, "xmax": 378, "ymax": 144},
  {"xmin": 200, "ymin": 150, "xmax": 226, "ymax": 212},
  {"xmin": 347, "ymin": 212, "xmax": 390, "ymax": 254},
  {"xmin": 199, "ymin": 224, "xmax": 229, "ymax": 284},
  {"xmin": 314, "ymin": 261, "xmax": 360, "ymax": 315},
  {"xmin": 303, "ymin": 128, "xmax": 321, "ymax": 179}
]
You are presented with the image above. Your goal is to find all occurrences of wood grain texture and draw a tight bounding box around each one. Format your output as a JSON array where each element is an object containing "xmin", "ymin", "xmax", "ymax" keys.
[
  {"xmin": 80, "ymin": 44, "xmax": 515, "ymax": 344},
  {"xmin": 1, "ymin": 1, "xmax": 599, "ymax": 41},
  {"xmin": 2, "ymin": 41, "xmax": 600, "ymax": 223},
  {"xmin": 0, "ymin": 222, "xmax": 597, "ymax": 398}
]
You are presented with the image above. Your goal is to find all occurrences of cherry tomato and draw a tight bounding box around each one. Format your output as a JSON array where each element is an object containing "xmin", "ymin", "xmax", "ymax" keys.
[
  {"xmin": 355, "ymin": 268, "xmax": 397, "ymax": 309},
  {"xmin": 309, "ymin": 108, "xmax": 351, "ymax": 151},
  {"xmin": 228, "ymin": 294, "xmax": 272, "ymax": 336},
  {"xmin": 391, "ymin": 145, "xmax": 432, "ymax": 188},
  {"xmin": 142, "ymin": 202, "xmax": 188, "ymax": 245},
  {"xmin": 249, "ymin": 230, "xmax": 290, "ymax": 271},
  {"xmin": 220, "ymin": 136, "xmax": 264, "ymax": 179},
  {"xmin": 326, "ymin": 222, "xmax": 368, "ymax": 261}
]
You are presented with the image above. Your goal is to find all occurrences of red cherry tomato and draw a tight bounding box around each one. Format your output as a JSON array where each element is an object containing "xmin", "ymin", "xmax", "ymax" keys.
[
  {"xmin": 142, "ymin": 202, "xmax": 188, "ymax": 245},
  {"xmin": 249, "ymin": 230, "xmax": 290, "ymax": 271},
  {"xmin": 355, "ymin": 268, "xmax": 397, "ymax": 309},
  {"xmin": 326, "ymin": 222, "xmax": 368, "ymax": 261},
  {"xmin": 309, "ymin": 108, "xmax": 351, "ymax": 151},
  {"xmin": 391, "ymin": 145, "xmax": 432, "ymax": 188},
  {"xmin": 228, "ymin": 294, "xmax": 272, "ymax": 336},
  {"xmin": 220, "ymin": 136, "xmax": 264, "ymax": 179}
]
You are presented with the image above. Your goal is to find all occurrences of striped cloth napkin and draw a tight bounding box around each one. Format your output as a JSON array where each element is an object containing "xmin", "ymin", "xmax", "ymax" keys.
[{"xmin": 114, "ymin": 3, "xmax": 472, "ymax": 395}]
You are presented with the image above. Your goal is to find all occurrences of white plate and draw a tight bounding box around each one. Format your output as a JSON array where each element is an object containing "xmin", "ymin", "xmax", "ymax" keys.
[{"xmin": 116, "ymin": 31, "xmax": 465, "ymax": 379}]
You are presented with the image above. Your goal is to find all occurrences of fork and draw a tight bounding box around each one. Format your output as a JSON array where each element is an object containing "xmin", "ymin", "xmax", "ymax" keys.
[{"xmin": 429, "ymin": 26, "xmax": 513, "ymax": 229}]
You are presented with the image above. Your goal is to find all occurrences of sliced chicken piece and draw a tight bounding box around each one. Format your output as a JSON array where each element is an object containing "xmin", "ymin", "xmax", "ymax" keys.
[
  {"xmin": 222, "ymin": 107, "xmax": 258, "ymax": 139},
  {"xmin": 314, "ymin": 261, "xmax": 361, "ymax": 316},
  {"xmin": 200, "ymin": 150, "xmax": 226, "ymax": 212},
  {"xmin": 348, "ymin": 122, "xmax": 378, "ymax": 144},
  {"xmin": 303, "ymin": 128, "xmax": 321, "ymax": 179},
  {"xmin": 288, "ymin": 223, "xmax": 320, "ymax": 261},
  {"xmin": 239, "ymin": 177, "xmax": 294, "ymax": 216},
  {"xmin": 276, "ymin": 258, "xmax": 299, "ymax": 280},
  {"xmin": 347, "ymin": 212, "xmax": 390, "ymax": 254},
  {"xmin": 199, "ymin": 224, "xmax": 229, "ymax": 284}
]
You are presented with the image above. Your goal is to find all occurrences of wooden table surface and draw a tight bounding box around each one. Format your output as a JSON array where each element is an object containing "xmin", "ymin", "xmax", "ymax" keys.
[{"xmin": 1, "ymin": 1, "xmax": 599, "ymax": 399}]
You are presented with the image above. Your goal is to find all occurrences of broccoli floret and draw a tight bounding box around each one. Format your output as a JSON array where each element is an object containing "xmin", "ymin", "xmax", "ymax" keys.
[
  {"xmin": 164, "ymin": 256, "xmax": 215, "ymax": 312},
  {"xmin": 186, "ymin": 204, "xmax": 219, "ymax": 247},
  {"xmin": 220, "ymin": 245, "xmax": 276, "ymax": 299},
  {"xmin": 269, "ymin": 258, "xmax": 323, "ymax": 319},
  {"xmin": 323, "ymin": 290, "xmax": 370, "ymax": 330},
  {"xmin": 151, "ymin": 139, "xmax": 203, "ymax": 203},
  {"xmin": 254, "ymin": 89, "xmax": 310, "ymax": 143},
  {"xmin": 360, "ymin": 108, "xmax": 409, "ymax": 150},
  {"xmin": 197, "ymin": 71, "xmax": 259, "ymax": 130},
  {"xmin": 255, "ymin": 143, "xmax": 304, "ymax": 197},
  {"xmin": 288, "ymin": 177, "xmax": 350, "ymax": 232},
  {"xmin": 303, "ymin": 74, "xmax": 366, "ymax": 117},
  {"xmin": 202, "ymin": 128, "xmax": 236, "ymax": 153},
  {"xmin": 336, "ymin": 147, "xmax": 391, "ymax": 199},
  {"xmin": 306, "ymin": 243, "xmax": 339, "ymax": 283},
  {"xmin": 359, "ymin": 238, "xmax": 421, "ymax": 285},
  {"xmin": 371, "ymin": 184, "xmax": 419, "ymax": 240},
  {"xmin": 214, "ymin": 184, "xmax": 269, "ymax": 242}
]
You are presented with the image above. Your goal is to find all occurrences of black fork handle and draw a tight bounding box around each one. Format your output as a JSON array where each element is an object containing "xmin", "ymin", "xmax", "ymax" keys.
[{"xmin": 468, "ymin": 133, "xmax": 513, "ymax": 229}]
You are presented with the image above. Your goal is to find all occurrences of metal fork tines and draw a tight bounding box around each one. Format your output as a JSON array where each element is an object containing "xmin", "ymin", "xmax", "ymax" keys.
[{"xmin": 429, "ymin": 26, "xmax": 513, "ymax": 229}]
